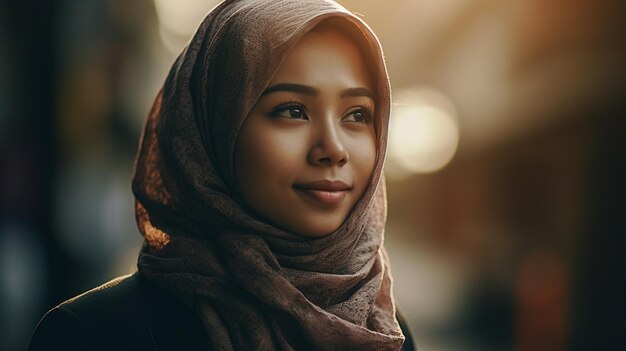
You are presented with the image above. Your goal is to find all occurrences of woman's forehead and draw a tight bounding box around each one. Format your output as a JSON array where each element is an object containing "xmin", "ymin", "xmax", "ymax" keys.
[{"xmin": 267, "ymin": 29, "xmax": 374, "ymax": 90}]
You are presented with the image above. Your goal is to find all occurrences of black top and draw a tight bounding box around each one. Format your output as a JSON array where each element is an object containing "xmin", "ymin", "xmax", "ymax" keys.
[{"xmin": 28, "ymin": 272, "xmax": 415, "ymax": 350}]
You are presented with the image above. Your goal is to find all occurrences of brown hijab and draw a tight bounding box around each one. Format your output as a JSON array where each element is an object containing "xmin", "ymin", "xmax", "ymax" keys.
[{"xmin": 132, "ymin": 0, "xmax": 403, "ymax": 349}]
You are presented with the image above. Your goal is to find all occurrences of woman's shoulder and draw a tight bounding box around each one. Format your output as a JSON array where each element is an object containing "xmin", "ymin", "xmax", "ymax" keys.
[
  {"xmin": 50, "ymin": 273, "xmax": 145, "ymax": 322},
  {"xmin": 28, "ymin": 273, "xmax": 155, "ymax": 350},
  {"xmin": 28, "ymin": 272, "xmax": 210, "ymax": 351}
]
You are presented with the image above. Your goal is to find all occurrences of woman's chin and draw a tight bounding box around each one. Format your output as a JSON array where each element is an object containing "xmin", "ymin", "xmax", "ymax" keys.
[{"xmin": 286, "ymin": 216, "xmax": 346, "ymax": 238}]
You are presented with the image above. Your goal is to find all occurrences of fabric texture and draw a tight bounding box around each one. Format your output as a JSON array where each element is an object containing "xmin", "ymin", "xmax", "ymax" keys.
[{"xmin": 132, "ymin": 0, "xmax": 402, "ymax": 349}]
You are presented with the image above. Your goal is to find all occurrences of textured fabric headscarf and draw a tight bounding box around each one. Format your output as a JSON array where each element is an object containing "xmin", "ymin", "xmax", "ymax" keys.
[{"xmin": 132, "ymin": 0, "xmax": 403, "ymax": 349}]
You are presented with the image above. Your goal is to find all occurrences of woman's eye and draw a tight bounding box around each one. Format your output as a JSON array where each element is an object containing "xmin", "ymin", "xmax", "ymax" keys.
[
  {"xmin": 270, "ymin": 104, "xmax": 308, "ymax": 120},
  {"xmin": 343, "ymin": 108, "xmax": 373, "ymax": 123}
]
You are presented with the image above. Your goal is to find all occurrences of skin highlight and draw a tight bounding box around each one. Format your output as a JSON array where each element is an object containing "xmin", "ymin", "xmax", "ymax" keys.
[{"xmin": 234, "ymin": 26, "xmax": 377, "ymax": 237}]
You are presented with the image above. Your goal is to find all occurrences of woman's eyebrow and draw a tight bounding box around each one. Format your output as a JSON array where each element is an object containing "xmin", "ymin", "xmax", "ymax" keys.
[
  {"xmin": 261, "ymin": 83, "xmax": 319, "ymax": 96},
  {"xmin": 340, "ymin": 87, "xmax": 374, "ymax": 100},
  {"xmin": 261, "ymin": 83, "xmax": 374, "ymax": 101}
]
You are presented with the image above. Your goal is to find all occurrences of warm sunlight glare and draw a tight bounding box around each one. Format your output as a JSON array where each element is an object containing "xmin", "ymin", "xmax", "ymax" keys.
[
  {"xmin": 154, "ymin": 0, "xmax": 221, "ymax": 53},
  {"xmin": 387, "ymin": 88, "xmax": 459, "ymax": 178}
]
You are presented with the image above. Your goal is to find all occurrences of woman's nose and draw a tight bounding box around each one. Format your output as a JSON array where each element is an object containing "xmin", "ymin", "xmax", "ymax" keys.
[{"xmin": 307, "ymin": 121, "xmax": 349, "ymax": 167}]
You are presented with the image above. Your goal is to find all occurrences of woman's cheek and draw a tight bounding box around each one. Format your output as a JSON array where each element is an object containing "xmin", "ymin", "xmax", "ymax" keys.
[{"xmin": 347, "ymin": 131, "xmax": 377, "ymax": 175}]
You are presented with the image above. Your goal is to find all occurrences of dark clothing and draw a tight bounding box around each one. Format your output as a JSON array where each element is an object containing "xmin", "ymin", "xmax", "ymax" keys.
[{"xmin": 28, "ymin": 273, "xmax": 415, "ymax": 351}]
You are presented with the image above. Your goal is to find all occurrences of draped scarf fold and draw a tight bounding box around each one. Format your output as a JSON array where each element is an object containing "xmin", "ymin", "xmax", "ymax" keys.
[{"xmin": 132, "ymin": 0, "xmax": 403, "ymax": 349}]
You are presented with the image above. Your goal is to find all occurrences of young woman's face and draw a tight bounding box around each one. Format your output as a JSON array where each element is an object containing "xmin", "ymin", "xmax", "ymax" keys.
[{"xmin": 234, "ymin": 28, "xmax": 377, "ymax": 237}]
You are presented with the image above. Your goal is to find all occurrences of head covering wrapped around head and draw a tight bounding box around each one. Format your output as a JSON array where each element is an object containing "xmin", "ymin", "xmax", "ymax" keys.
[{"xmin": 132, "ymin": 0, "xmax": 403, "ymax": 349}]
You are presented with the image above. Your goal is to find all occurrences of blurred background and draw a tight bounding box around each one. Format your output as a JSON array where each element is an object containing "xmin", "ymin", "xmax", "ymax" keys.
[{"xmin": 1, "ymin": 0, "xmax": 624, "ymax": 350}]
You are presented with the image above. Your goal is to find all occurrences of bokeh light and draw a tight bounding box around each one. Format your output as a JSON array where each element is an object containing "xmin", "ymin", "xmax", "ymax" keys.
[
  {"xmin": 154, "ymin": 0, "xmax": 221, "ymax": 53},
  {"xmin": 387, "ymin": 88, "xmax": 460, "ymax": 178}
]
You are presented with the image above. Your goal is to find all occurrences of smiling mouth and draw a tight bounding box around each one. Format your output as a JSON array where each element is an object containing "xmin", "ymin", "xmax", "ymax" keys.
[{"xmin": 293, "ymin": 180, "xmax": 351, "ymax": 206}]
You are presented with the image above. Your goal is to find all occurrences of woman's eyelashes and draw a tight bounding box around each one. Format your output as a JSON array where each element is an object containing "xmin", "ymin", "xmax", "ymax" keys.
[
  {"xmin": 343, "ymin": 107, "xmax": 374, "ymax": 124},
  {"xmin": 270, "ymin": 101, "xmax": 308, "ymax": 120},
  {"xmin": 269, "ymin": 102, "xmax": 374, "ymax": 124}
]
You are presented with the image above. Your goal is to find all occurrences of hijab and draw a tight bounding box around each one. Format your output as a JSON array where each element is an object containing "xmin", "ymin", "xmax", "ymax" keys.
[{"xmin": 132, "ymin": 0, "xmax": 404, "ymax": 349}]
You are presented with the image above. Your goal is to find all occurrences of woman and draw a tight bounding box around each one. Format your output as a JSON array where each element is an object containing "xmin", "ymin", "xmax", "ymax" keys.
[{"xmin": 29, "ymin": 0, "xmax": 414, "ymax": 350}]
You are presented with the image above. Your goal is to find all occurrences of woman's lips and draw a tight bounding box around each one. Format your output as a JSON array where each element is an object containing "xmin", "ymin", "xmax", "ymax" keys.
[
  {"xmin": 293, "ymin": 180, "xmax": 351, "ymax": 205},
  {"xmin": 296, "ymin": 188, "xmax": 348, "ymax": 205}
]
